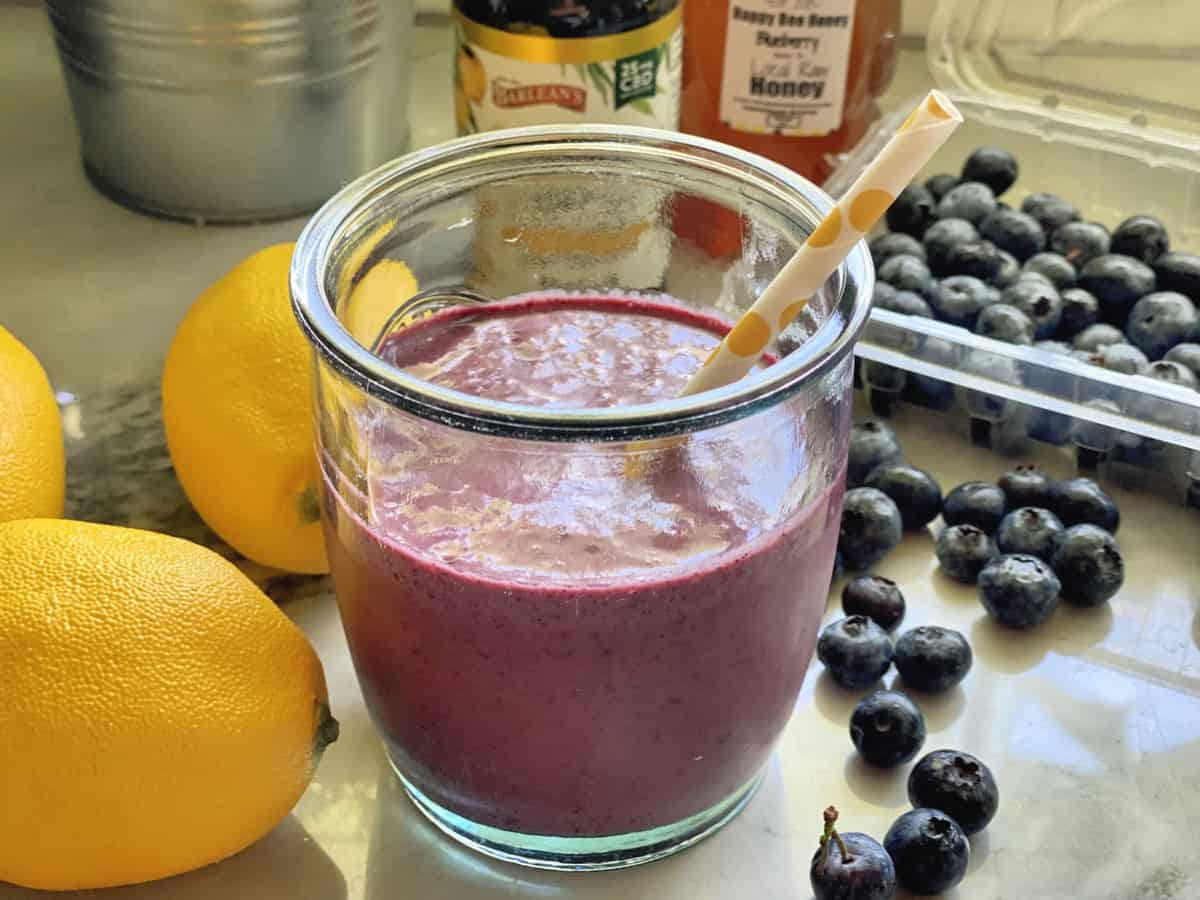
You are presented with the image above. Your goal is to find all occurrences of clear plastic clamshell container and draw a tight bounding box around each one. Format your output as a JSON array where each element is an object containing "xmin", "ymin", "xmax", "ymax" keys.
[{"xmin": 825, "ymin": 0, "xmax": 1200, "ymax": 507}]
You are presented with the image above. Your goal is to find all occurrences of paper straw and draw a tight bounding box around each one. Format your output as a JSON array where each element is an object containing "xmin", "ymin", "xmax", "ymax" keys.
[{"xmin": 679, "ymin": 90, "xmax": 963, "ymax": 398}]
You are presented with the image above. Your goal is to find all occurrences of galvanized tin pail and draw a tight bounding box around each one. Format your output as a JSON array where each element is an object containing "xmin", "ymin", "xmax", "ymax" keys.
[{"xmin": 45, "ymin": 0, "xmax": 415, "ymax": 223}]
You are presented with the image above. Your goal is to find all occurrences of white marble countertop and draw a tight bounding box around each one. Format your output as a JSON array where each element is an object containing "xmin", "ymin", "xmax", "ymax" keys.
[{"xmin": 3, "ymin": 6, "xmax": 1198, "ymax": 899}]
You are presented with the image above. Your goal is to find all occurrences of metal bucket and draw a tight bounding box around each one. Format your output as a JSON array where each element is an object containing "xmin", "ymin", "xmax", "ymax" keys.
[{"xmin": 45, "ymin": 0, "xmax": 415, "ymax": 223}]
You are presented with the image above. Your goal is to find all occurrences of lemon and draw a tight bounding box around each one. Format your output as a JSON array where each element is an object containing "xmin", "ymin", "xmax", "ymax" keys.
[
  {"xmin": 0, "ymin": 519, "xmax": 337, "ymax": 891},
  {"xmin": 163, "ymin": 244, "xmax": 326, "ymax": 573},
  {"xmin": 0, "ymin": 324, "xmax": 65, "ymax": 522}
]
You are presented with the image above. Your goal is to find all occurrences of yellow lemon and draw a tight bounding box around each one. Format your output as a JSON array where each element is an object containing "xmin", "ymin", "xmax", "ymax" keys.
[
  {"xmin": 456, "ymin": 46, "xmax": 487, "ymax": 104},
  {"xmin": 0, "ymin": 325, "xmax": 64, "ymax": 522},
  {"xmin": 163, "ymin": 244, "xmax": 326, "ymax": 573},
  {"xmin": 0, "ymin": 519, "xmax": 337, "ymax": 891}
]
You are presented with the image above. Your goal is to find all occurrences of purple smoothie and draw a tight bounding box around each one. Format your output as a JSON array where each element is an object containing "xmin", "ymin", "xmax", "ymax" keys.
[{"xmin": 324, "ymin": 293, "xmax": 844, "ymax": 836}]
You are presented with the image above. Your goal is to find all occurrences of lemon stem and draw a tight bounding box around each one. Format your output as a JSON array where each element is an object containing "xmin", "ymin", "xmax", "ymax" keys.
[{"xmin": 297, "ymin": 484, "xmax": 322, "ymax": 525}]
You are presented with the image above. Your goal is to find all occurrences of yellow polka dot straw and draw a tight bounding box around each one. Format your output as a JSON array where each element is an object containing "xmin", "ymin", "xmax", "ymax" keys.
[{"xmin": 680, "ymin": 90, "xmax": 963, "ymax": 399}]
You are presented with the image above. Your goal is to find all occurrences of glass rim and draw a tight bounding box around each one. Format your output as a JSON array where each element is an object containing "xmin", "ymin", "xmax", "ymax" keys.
[{"xmin": 290, "ymin": 125, "xmax": 874, "ymax": 442}]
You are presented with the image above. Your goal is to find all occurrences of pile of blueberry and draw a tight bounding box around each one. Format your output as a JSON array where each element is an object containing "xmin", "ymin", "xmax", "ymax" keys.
[{"xmin": 870, "ymin": 145, "xmax": 1200, "ymax": 402}]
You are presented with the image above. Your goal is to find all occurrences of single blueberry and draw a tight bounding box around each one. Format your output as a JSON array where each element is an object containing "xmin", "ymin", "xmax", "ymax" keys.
[
  {"xmin": 924, "ymin": 173, "xmax": 961, "ymax": 201},
  {"xmin": 878, "ymin": 254, "xmax": 937, "ymax": 301},
  {"xmin": 810, "ymin": 827, "xmax": 897, "ymax": 900},
  {"xmin": 975, "ymin": 303, "xmax": 1034, "ymax": 345},
  {"xmin": 850, "ymin": 689, "xmax": 927, "ymax": 767},
  {"xmin": 876, "ymin": 288, "xmax": 934, "ymax": 318},
  {"xmin": 865, "ymin": 463, "xmax": 944, "ymax": 530},
  {"xmin": 1152, "ymin": 251, "xmax": 1200, "ymax": 303},
  {"xmin": 870, "ymin": 232, "xmax": 926, "ymax": 267},
  {"xmin": 1126, "ymin": 291, "xmax": 1198, "ymax": 359},
  {"xmin": 997, "ymin": 464, "xmax": 1055, "ymax": 509},
  {"xmin": 1072, "ymin": 322, "xmax": 1128, "ymax": 353},
  {"xmin": 1110, "ymin": 215, "xmax": 1169, "ymax": 263},
  {"xmin": 935, "ymin": 523, "xmax": 997, "ymax": 583},
  {"xmin": 871, "ymin": 281, "xmax": 898, "ymax": 309},
  {"xmin": 1164, "ymin": 342, "xmax": 1200, "ymax": 382},
  {"xmin": 936, "ymin": 181, "xmax": 997, "ymax": 225},
  {"xmin": 886, "ymin": 184, "xmax": 937, "ymax": 237},
  {"xmin": 842, "ymin": 575, "xmax": 906, "ymax": 631},
  {"xmin": 1077, "ymin": 254, "xmax": 1157, "ymax": 324},
  {"xmin": 923, "ymin": 217, "xmax": 979, "ymax": 276},
  {"xmin": 1050, "ymin": 221, "xmax": 1111, "ymax": 267},
  {"xmin": 817, "ymin": 615, "xmax": 895, "ymax": 689},
  {"xmin": 1143, "ymin": 359, "xmax": 1200, "ymax": 391},
  {"xmin": 884, "ymin": 809, "xmax": 970, "ymax": 895},
  {"xmin": 961, "ymin": 146, "xmax": 1019, "ymax": 196},
  {"xmin": 1002, "ymin": 276, "xmax": 1062, "ymax": 339},
  {"xmin": 908, "ymin": 750, "xmax": 999, "ymax": 835},
  {"xmin": 1052, "ymin": 524, "xmax": 1125, "ymax": 607},
  {"xmin": 862, "ymin": 360, "xmax": 907, "ymax": 393},
  {"xmin": 894, "ymin": 626, "xmax": 973, "ymax": 693},
  {"xmin": 943, "ymin": 239, "xmax": 1006, "ymax": 281},
  {"xmin": 1048, "ymin": 477, "xmax": 1120, "ymax": 532},
  {"xmin": 1072, "ymin": 397, "xmax": 1122, "ymax": 450},
  {"xmin": 1023, "ymin": 252, "xmax": 1076, "ymax": 289},
  {"xmin": 978, "ymin": 208, "xmax": 1046, "ymax": 262},
  {"xmin": 1095, "ymin": 342, "xmax": 1149, "ymax": 375},
  {"xmin": 942, "ymin": 481, "xmax": 1008, "ymax": 532},
  {"xmin": 960, "ymin": 349, "xmax": 1019, "ymax": 420},
  {"xmin": 995, "ymin": 507, "xmax": 1065, "ymax": 561},
  {"xmin": 848, "ymin": 420, "xmax": 904, "ymax": 487},
  {"xmin": 978, "ymin": 554, "xmax": 1061, "ymax": 628},
  {"xmin": 991, "ymin": 249, "xmax": 1022, "ymax": 288},
  {"xmin": 1056, "ymin": 287, "xmax": 1101, "ymax": 339},
  {"xmin": 933, "ymin": 274, "xmax": 996, "ymax": 328},
  {"xmin": 839, "ymin": 487, "xmax": 904, "ymax": 571},
  {"xmin": 1021, "ymin": 192, "xmax": 1080, "ymax": 233}
]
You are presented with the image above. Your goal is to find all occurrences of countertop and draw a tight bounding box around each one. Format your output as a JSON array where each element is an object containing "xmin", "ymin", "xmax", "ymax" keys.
[{"xmin": 4, "ymin": 6, "xmax": 1200, "ymax": 899}]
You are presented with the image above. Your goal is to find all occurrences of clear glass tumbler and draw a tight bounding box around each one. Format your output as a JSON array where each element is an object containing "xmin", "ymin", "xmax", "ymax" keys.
[{"xmin": 291, "ymin": 126, "xmax": 873, "ymax": 870}]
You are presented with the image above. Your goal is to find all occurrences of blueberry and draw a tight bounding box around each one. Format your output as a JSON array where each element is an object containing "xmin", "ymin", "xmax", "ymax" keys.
[
  {"xmin": 960, "ymin": 349, "xmax": 1019, "ymax": 419},
  {"xmin": 850, "ymin": 689, "xmax": 926, "ymax": 767},
  {"xmin": 923, "ymin": 218, "xmax": 979, "ymax": 275},
  {"xmin": 1164, "ymin": 342, "xmax": 1200, "ymax": 381},
  {"xmin": 810, "ymin": 824, "xmax": 897, "ymax": 900},
  {"xmin": 862, "ymin": 360, "xmax": 906, "ymax": 393},
  {"xmin": 842, "ymin": 575, "xmax": 906, "ymax": 631},
  {"xmin": 1021, "ymin": 192, "xmax": 1080, "ymax": 233},
  {"xmin": 933, "ymin": 274, "xmax": 995, "ymax": 328},
  {"xmin": 1048, "ymin": 477, "xmax": 1120, "ymax": 532},
  {"xmin": 839, "ymin": 487, "xmax": 904, "ymax": 570},
  {"xmin": 942, "ymin": 481, "xmax": 1007, "ymax": 532},
  {"xmin": 995, "ymin": 507, "xmax": 1065, "ymax": 561},
  {"xmin": 870, "ymin": 232, "xmax": 926, "ymax": 267},
  {"xmin": 943, "ymin": 239, "xmax": 1006, "ymax": 281},
  {"xmin": 894, "ymin": 626, "xmax": 972, "ymax": 693},
  {"xmin": 1094, "ymin": 342, "xmax": 1148, "ymax": 375},
  {"xmin": 1056, "ymin": 287, "xmax": 1101, "ymax": 339},
  {"xmin": 876, "ymin": 288, "xmax": 934, "ymax": 318},
  {"xmin": 975, "ymin": 303, "xmax": 1034, "ymax": 345},
  {"xmin": 908, "ymin": 750, "xmax": 999, "ymax": 835},
  {"xmin": 935, "ymin": 523, "xmax": 997, "ymax": 583},
  {"xmin": 1023, "ymin": 252, "xmax": 1076, "ymax": 289},
  {"xmin": 991, "ymin": 248, "xmax": 1021, "ymax": 288},
  {"xmin": 1110, "ymin": 215, "xmax": 1169, "ymax": 263},
  {"xmin": 871, "ymin": 281, "xmax": 897, "ymax": 309},
  {"xmin": 978, "ymin": 554, "xmax": 1061, "ymax": 628},
  {"xmin": 1126, "ymin": 291, "xmax": 1198, "ymax": 359},
  {"xmin": 978, "ymin": 208, "xmax": 1046, "ymax": 262},
  {"xmin": 1152, "ymin": 251, "xmax": 1200, "ymax": 303},
  {"xmin": 1077, "ymin": 254, "xmax": 1157, "ymax": 323},
  {"xmin": 924, "ymin": 173, "xmax": 961, "ymax": 201},
  {"xmin": 936, "ymin": 181, "xmax": 997, "ymax": 225},
  {"xmin": 1072, "ymin": 397, "xmax": 1122, "ymax": 450},
  {"xmin": 1002, "ymin": 275, "xmax": 1062, "ymax": 338},
  {"xmin": 1052, "ymin": 524, "xmax": 1125, "ymax": 607},
  {"xmin": 1050, "ymin": 221, "xmax": 1111, "ymax": 267},
  {"xmin": 997, "ymin": 464, "xmax": 1054, "ymax": 508},
  {"xmin": 877, "ymin": 254, "xmax": 936, "ymax": 301},
  {"xmin": 817, "ymin": 615, "xmax": 894, "ymax": 688},
  {"xmin": 1072, "ymin": 322, "xmax": 1128, "ymax": 352},
  {"xmin": 1143, "ymin": 359, "xmax": 1199, "ymax": 391},
  {"xmin": 884, "ymin": 809, "xmax": 970, "ymax": 895},
  {"xmin": 848, "ymin": 420, "xmax": 903, "ymax": 487},
  {"xmin": 864, "ymin": 464, "xmax": 943, "ymax": 531},
  {"xmin": 887, "ymin": 184, "xmax": 937, "ymax": 238},
  {"xmin": 961, "ymin": 146, "xmax": 1019, "ymax": 196}
]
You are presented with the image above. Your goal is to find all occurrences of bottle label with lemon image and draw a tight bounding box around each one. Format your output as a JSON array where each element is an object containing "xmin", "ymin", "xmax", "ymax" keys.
[{"xmin": 453, "ymin": 1, "xmax": 682, "ymax": 134}]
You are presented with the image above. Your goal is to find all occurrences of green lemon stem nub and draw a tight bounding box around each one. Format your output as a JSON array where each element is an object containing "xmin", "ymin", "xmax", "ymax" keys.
[{"xmin": 297, "ymin": 484, "xmax": 322, "ymax": 525}]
